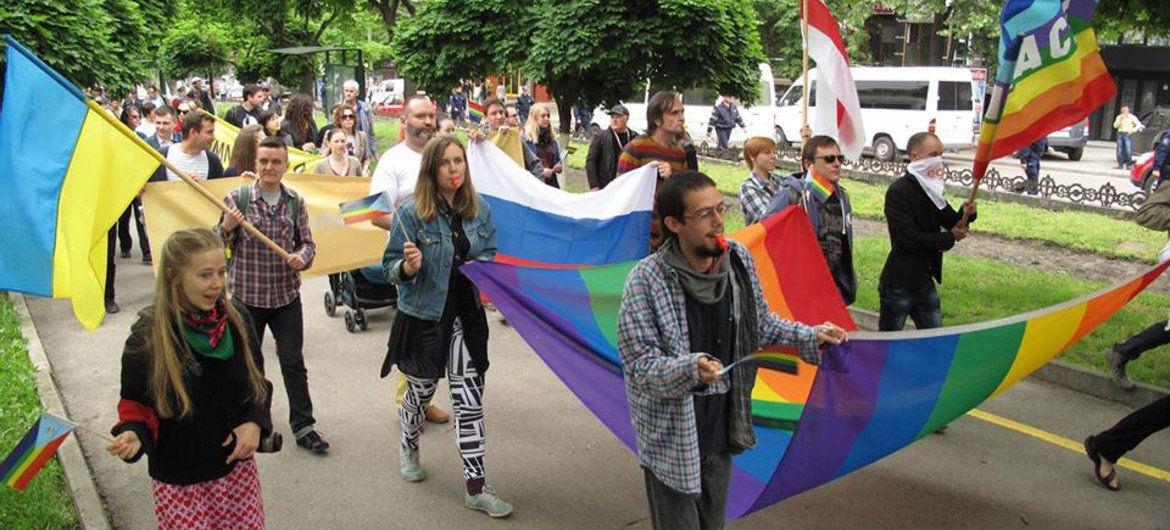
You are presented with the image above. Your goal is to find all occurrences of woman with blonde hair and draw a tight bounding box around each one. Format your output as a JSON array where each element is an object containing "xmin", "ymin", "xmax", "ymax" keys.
[
  {"xmin": 521, "ymin": 103, "xmax": 563, "ymax": 187},
  {"xmin": 381, "ymin": 135, "xmax": 512, "ymax": 518},
  {"xmin": 311, "ymin": 128, "xmax": 365, "ymax": 176},
  {"xmin": 225, "ymin": 124, "xmax": 264, "ymax": 177},
  {"xmin": 107, "ymin": 228, "xmax": 273, "ymax": 529}
]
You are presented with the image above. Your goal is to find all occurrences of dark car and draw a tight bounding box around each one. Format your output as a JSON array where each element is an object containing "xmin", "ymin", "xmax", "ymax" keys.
[
  {"xmin": 1046, "ymin": 117, "xmax": 1088, "ymax": 160},
  {"xmin": 1131, "ymin": 106, "xmax": 1170, "ymax": 154}
]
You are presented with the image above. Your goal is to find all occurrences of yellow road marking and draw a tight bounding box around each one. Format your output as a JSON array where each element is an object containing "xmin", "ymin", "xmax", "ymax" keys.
[{"xmin": 967, "ymin": 408, "xmax": 1170, "ymax": 483}]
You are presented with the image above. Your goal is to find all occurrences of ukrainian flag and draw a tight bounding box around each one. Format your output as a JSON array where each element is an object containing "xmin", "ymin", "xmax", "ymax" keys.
[{"xmin": 0, "ymin": 36, "xmax": 162, "ymax": 330}]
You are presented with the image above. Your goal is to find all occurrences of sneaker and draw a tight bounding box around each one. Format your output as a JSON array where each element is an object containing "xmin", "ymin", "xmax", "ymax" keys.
[
  {"xmin": 296, "ymin": 431, "xmax": 330, "ymax": 454},
  {"xmin": 399, "ymin": 446, "xmax": 425, "ymax": 482},
  {"xmin": 465, "ymin": 485, "xmax": 513, "ymax": 518},
  {"xmin": 1105, "ymin": 348, "xmax": 1135, "ymax": 390},
  {"xmin": 105, "ymin": 300, "xmax": 120, "ymax": 314}
]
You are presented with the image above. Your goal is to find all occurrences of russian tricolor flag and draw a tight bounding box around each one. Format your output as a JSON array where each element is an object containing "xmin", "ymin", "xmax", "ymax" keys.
[{"xmin": 466, "ymin": 142, "xmax": 657, "ymax": 267}]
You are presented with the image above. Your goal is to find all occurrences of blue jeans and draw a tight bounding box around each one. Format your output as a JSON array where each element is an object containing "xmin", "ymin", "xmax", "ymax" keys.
[
  {"xmin": 1117, "ymin": 135, "xmax": 1133, "ymax": 168},
  {"xmin": 878, "ymin": 283, "xmax": 942, "ymax": 331}
]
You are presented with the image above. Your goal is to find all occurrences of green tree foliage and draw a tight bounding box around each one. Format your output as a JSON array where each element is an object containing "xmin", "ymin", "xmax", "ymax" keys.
[
  {"xmin": 160, "ymin": 19, "xmax": 231, "ymax": 81},
  {"xmin": 754, "ymin": 0, "xmax": 802, "ymax": 79},
  {"xmin": 393, "ymin": 0, "xmax": 766, "ymax": 133},
  {"xmin": 1, "ymin": 0, "xmax": 171, "ymax": 93}
]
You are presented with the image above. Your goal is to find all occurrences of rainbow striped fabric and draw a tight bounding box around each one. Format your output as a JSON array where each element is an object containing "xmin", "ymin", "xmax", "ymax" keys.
[
  {"xmin": 464, "ymin": 203, "xmax": 1167, "ymax": 519},
  {"xmin": 338, "ymin": 192, "xmax": 393, "ymax": 225},
  {"xmin": 468, "ymin": 101, "xmax": 485, "ymax": 123},
  {"xmin": 0, "ymin": 413, "xmax": 75, "ymax": 490},
  {"xmin": 972, "ymin": 0, "xmax": 1115, "ymax": 180},
  {"xmin": 805, "ymin": 168, "xmax": 835, "ymax": 201}
]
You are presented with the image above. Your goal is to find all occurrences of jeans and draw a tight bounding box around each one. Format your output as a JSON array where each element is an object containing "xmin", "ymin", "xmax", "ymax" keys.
[
  {"xmin": 715, "ymin": 128, "xmax": 732, "ymax": 151},
  {"xmin": 878, "ymin": 283, "xmax": 942, "ymax": 331},
  {"xmin": 1117, "ymin": 135, "xmax": 1133, "ymax": 168},
  {"xmin": 642, "ymin": 451, "xmax": 732, "ymax": 530},
  {"xmin": 1113, "ymin": 320, "xmax": 1170, "ymax": 363},
  {"xmin": 244, "ymin": 298, "xmax": 316, "ymax": 437},
  {"xmin": 1024, "ymin": 160, "xmax": 1040, "ymax": 195}
]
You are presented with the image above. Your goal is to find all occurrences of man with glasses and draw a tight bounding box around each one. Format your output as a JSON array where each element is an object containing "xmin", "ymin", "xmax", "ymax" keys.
[
  {"xmin": 763, "ymin": 135, "xmax": 856, "ymax": 304},
  {"xmin": 617, "ymin": 171, "xmax": 847, "ymax": 529}
]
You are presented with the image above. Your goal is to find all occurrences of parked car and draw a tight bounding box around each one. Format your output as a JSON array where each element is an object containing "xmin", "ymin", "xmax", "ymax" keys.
[
  {"xmin": 1132, "ymin": 151, "xmax": 1158, "ymax": 193},
  {"xmin": 1131, "ymin": 106, "xmax": 1170, "ymax": 154},
  {"xmin": 371, "ymin": 92, "xmax": 404, "ymax": 118},
  {"xmin": 1046, "ymin": 117, "xmax": 1088, "ymax": 161}
]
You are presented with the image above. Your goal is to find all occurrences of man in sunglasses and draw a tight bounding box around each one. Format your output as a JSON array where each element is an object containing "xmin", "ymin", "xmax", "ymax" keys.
[
  {"xmin": 763, "ymin": 135, "xmax": 856, "ymax": 305},
  {"xmin": 618, "ymin": 171, "xmax": 847, "ymax": 529}
]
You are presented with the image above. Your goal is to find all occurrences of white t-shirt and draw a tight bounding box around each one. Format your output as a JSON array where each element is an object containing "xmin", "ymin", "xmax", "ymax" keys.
[
  {"xmin": 135, "ymin": 122, "xmax": 157, "ymax": 138},
  {"xmin": 370, "ymin": 142, "xmax": 423, "ymax": 207},
  {"xmin": 165, "ymin": 148, "xmax": 211, "ymax": 181}
]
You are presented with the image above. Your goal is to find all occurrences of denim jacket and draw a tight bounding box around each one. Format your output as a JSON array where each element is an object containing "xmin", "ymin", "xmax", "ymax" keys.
[{"xmin": 383, "ymin": 195, "xmax": 498, "ymax": 320}]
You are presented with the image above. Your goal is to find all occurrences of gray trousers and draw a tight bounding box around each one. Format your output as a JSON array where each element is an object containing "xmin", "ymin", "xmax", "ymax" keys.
[{"xmin": 642, "ymin": 451, "xmax": 732, "ymax": 530}]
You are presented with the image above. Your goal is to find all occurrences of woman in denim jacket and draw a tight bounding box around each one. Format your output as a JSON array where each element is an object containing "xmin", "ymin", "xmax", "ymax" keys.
[{"xmin": 380, "ymin": 135, "xmax": 512, "ymax": 518}]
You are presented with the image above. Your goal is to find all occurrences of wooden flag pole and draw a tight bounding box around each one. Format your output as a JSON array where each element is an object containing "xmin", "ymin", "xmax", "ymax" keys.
[{"xmin": 801, "ymin": 0, "xmax": 811, "ymax": 144}]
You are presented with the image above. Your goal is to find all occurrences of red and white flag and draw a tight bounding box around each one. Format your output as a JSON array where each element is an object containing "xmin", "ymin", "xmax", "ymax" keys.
[{"xmin": 803, "ymin": 0, "xmax": 865, "ymax": 160}]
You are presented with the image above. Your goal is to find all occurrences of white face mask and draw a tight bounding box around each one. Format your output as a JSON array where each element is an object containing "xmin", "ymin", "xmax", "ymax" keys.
[{"xmin": 907, "ymin": 156, "xmax": 948, "ymax": 209}]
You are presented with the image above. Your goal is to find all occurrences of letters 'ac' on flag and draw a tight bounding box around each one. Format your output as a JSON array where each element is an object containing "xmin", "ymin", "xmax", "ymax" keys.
[
  {"xmin": 972, "ymin": 0, "xmax": 1115, "ymax": 180},
  {"xmin": 0, "ymin": 413, "xmax": 76, "ymax": 490},
  {"xmin": 0, "ymin": 36, "xmax": 162, "ymax": 330},
  {"xmin": 803, "ymin": 0, "xmax": 865, "ymax": 160}
]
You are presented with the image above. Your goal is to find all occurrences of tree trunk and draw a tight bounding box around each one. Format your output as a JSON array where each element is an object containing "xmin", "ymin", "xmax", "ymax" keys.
[{"xmin": 551, "ymin": 89, "xmax": 575, "ymax": 147}]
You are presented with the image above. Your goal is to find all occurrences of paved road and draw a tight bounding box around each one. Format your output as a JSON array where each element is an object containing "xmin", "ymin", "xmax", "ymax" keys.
[{"xmin": 26, "ymin": 246, "xmax": 1170, "ymax": 528}]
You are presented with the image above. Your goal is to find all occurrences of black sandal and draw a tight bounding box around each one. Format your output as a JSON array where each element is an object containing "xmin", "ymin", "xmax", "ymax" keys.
[{"xmin": 1084, "ymin": 436, "xmax": 1120, "ymax": 491}]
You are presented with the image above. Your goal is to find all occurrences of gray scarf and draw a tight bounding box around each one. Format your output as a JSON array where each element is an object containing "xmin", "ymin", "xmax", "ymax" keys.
[{"xmin": 661, "ymin": 237, "xmax": 728, "ymax": 304}]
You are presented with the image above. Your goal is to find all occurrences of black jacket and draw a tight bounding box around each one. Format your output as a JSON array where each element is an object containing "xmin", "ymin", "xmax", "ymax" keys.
[
  {"xmin": 148, "ymin": 145, "xmax": 226, "ymax": 182},
  {"xmin": 879, "ymin": 172, "xmax": 975, "ymax": 290},
  {"xmin": 112, "ymin": 301, "xmax": 272, "ymax": 485},
  {"xmin": 586, "ymin": 127, "xmax": 636, "ymax": 189}
]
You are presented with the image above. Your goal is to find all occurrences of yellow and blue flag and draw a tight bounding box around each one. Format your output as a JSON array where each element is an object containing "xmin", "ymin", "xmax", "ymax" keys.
[{"xmin": 0, "ymin": 36, "xmax": 162, "ymax": 330}]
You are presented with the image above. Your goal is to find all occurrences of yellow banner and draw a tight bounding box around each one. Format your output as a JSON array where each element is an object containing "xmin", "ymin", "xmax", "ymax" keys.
[
  {"xmin": 141, "ymin": 175, "xmax": 386, "ymax": 278},
  {"xmin": 208, "ymin": 114, "xmax": 323, "ymax": 172}
]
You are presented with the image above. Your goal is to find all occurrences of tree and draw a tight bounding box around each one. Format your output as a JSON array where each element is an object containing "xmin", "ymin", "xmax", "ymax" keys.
[
  {"xmin": 1, "ymin": 0, "xmax": 171, "ymax": 94},
  {"xmin": 159, "ymin": 20, "xmax": 231, "ymax": 82},
  {"xmin": 365, "ymin": 0, "xmax": 416, "ymax": 41},
  {"xmin": 754, "ymin": 0, "xmax": 802, "ymax": 80}
]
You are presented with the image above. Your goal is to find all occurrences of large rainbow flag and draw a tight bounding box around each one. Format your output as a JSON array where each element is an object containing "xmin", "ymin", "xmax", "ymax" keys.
[
  {"xmin": 464, "ymin": 206, "xmax": 1168, "ymax": 519},
  {"xmin": 0, "ymin": 413, "xmax": 75, "ymax": 490},
  {"xmin": 971, "ymin": 0, "xmax": 1115, "ymax": 180},
  {"xmin": 0, "ymin": 36, "xmax": 161, "ymax": 330}
]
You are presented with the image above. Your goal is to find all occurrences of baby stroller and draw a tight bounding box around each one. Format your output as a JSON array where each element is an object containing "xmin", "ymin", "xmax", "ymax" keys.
[{"xmin": 324, "ymin": 265, "xmax": 397, "ymax": 333}]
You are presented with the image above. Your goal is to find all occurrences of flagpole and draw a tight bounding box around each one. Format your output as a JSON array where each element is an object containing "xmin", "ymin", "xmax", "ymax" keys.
[{"xmin": 801, "ymin": 0, "xmax": 811, "ymax": 144}]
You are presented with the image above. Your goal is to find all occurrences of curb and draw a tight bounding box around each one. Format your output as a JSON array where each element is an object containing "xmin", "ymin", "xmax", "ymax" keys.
[
  {"xmin": 9, "ymin": 293, "xmax": 111, "ymax": 530},
  {"xmin": 848, "ymin": 307, "xmax": 1168, "ymax": 408}
]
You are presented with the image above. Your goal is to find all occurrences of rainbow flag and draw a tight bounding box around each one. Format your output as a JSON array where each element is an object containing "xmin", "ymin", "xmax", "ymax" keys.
[
  {"xmin": 805, "ymin": 168, "xmax": 835, "ymax": 201},
  {"xmin": 0, "ymin": 413, "xmax": 76, "ymax": 490},
  {"xmin": 468, "ymin": 101, "xmax": 486, "ymax": 123},
  {"xmin": 971, "ymin": 0, "xmax": 1115, "ymax": 180},
  {"xmin": 339, "ymin": 192, "xmax": 393, "ymax": 225},
  {"xmin": 464, "ymin": 204, "xmax": 1166, "ymax": 518},
  {"xmin": 0, "ymin": 36, "xmax": 162, "ymax": 330}
]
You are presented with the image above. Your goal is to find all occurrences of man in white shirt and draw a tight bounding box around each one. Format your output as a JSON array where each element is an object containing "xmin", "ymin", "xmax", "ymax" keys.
[
  {"xmin": 368, "ymin": 95, "xmax": 450, "ymax": 424},
  {"xmin": 146, "ymin": 106, "xmax": 182, "ymax": 150},
  {"xmin": 149, "ymin": 111, "xmax": 225, "ymax": 182}
]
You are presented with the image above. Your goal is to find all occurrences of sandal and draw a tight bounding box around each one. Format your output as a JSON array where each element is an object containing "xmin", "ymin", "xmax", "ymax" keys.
[{"xmin": 1084, "ymin": 436, "xmax": 1120, "ymax": 491}]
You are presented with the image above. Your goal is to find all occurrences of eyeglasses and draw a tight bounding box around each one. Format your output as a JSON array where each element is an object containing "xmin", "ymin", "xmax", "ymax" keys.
[
  {"xmin": 342, "ymin": 114, "xmax": 356, "ymax": 120},
  {"xmin": 683, "ymin": 203, "xmax": 728, "ymax": 222},
  {"xmin": 815, "ymin": 154, "xmax": 844, "ymax": 164}
]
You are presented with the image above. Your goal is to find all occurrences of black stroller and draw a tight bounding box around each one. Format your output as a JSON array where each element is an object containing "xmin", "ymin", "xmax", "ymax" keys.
[{"xmin": 324, "ymin": 265, "xmax": 396, "ymax": 332}]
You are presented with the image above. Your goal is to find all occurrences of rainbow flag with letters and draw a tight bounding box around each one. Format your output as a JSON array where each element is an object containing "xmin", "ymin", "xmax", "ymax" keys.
[
  {"xmin": 468, "ymin": 101, "xmax": 485, "ymax": 123},
  {"xmin": 972, "ymin": 0, "xmax": 1115, "ymax": 180},
  {"xmin": 339, "ymin": 192, "xmax": 393, "ymax": 225},
  {"xmin": 0, "ymin": 413, "xmax": 76, "ymax": 490},
  {"xmin": 0, "ymin": 36, "xmax": 162, "ymax": 330}
]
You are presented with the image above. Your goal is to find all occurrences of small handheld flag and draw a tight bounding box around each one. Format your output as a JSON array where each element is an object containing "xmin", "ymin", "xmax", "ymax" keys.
[
  {"xmin": 468, "ymin": 101, "xmax": 486, "ymax": 123},
  {"xmin": 1, "ymin": 413, "xmax": 76, "ymax": 490},
  {"xmin": 806, "ymin": 168, "xmax": 835, "ymax": 201},
  {"xmin": 339, "ymin": 192, "xmax": 392, "ymax": 225},
  {"xmin": 717, "ymin": 353, "xmax": 800, "ymax": 376}
]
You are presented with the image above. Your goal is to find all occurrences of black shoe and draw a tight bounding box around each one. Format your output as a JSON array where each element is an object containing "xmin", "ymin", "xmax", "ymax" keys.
[
  {"xmin": 120, "ymin": 250, "xmax": 131, "ymax": 258},
  {"xmin": 142, "ymin": 254, "xmax": 152, "ymax": 265},
  {"xmin": 296, "ymin": 431, "xmax": 330, "ymax": 454},
  {"xmin": 105, "ymin": 300, "xmax": 120, "ymax": 314}
]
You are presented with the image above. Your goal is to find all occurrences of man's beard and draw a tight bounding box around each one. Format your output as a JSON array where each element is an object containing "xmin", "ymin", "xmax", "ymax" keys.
[
  {"xmin": 695, "ymin": 243, "xmax": 725, "ymax": 259},
  {"xmin": 408, "ymin": 124, "xmax": 434, "ymax": 143}
]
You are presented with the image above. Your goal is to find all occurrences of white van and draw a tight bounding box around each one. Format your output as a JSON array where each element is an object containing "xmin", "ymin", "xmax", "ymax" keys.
[
  {"xmin": 589, "ymin": 63, "xmax": 777, "ymax": 146},
  {"xmin": 775, "ymin": 67, "xmax": 985, "ymax": 161}
]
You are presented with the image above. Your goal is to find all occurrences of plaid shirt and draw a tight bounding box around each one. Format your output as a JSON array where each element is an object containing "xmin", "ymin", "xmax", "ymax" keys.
[
  {"xmin": 738, "ymin": 171, "xmax": 779, "ymax": 226},
  {"xmin": 616, "ymin": 240, "xmax": 819, "ymax": 495},
  {"xmin": 219, "ymin": 181, "xmax": 315, "ymax": 309}
]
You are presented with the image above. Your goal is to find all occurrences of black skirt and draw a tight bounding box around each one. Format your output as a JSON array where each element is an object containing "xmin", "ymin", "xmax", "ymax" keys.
[{"xmin": 381, "ymin": 307, "xmax": 490, "ymax": 380}]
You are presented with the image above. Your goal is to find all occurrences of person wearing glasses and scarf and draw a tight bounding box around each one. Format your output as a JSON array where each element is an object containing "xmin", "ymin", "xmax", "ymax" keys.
[{"xmin": 763, "ymin": 135, "xmax": 857, "ymax": 305}]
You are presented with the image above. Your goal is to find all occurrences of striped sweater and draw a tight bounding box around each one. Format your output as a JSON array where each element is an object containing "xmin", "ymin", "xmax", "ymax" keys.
[{"xmin": 616, "ymin": 135, "xmax": 687, "ymax": 177}]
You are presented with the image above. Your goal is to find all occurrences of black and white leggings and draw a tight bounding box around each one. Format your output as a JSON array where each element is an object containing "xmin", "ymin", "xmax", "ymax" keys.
[{"xmin": 399, "ymin": 318, "xmax": 486, "ymax": 481}]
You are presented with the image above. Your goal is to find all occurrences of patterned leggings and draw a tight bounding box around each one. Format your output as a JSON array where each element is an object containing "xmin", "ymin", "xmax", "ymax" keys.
[{"xmin": 400, "ymin": 318, "xmax": 486, "ymax": 482}]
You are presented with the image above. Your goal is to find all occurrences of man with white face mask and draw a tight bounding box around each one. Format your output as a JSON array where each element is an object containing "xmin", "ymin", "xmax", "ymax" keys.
[{"xmin": 878, "ymin": 132, "xmax": 976, "ymax": 333}]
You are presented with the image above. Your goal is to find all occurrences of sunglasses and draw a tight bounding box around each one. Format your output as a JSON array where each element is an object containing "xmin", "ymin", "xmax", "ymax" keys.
[
  {"xmin": 342, "ymin": 114, "xmax": 356, "ymax": 119},
  {"xmin": 816, "ymin": 154, "xmax": 844, "ymax": 164}
]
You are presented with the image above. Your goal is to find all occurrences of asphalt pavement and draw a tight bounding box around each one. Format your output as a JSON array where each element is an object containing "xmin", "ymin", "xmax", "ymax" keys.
[{"xmin": 21, "ymin": 244, "xmax": 1170, "ymax": 529}]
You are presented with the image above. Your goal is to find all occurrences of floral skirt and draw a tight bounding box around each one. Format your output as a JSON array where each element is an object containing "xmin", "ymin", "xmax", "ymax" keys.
[{"xmin": 151, "ymin": 458, "xmax": 264, "ymax": 529}]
